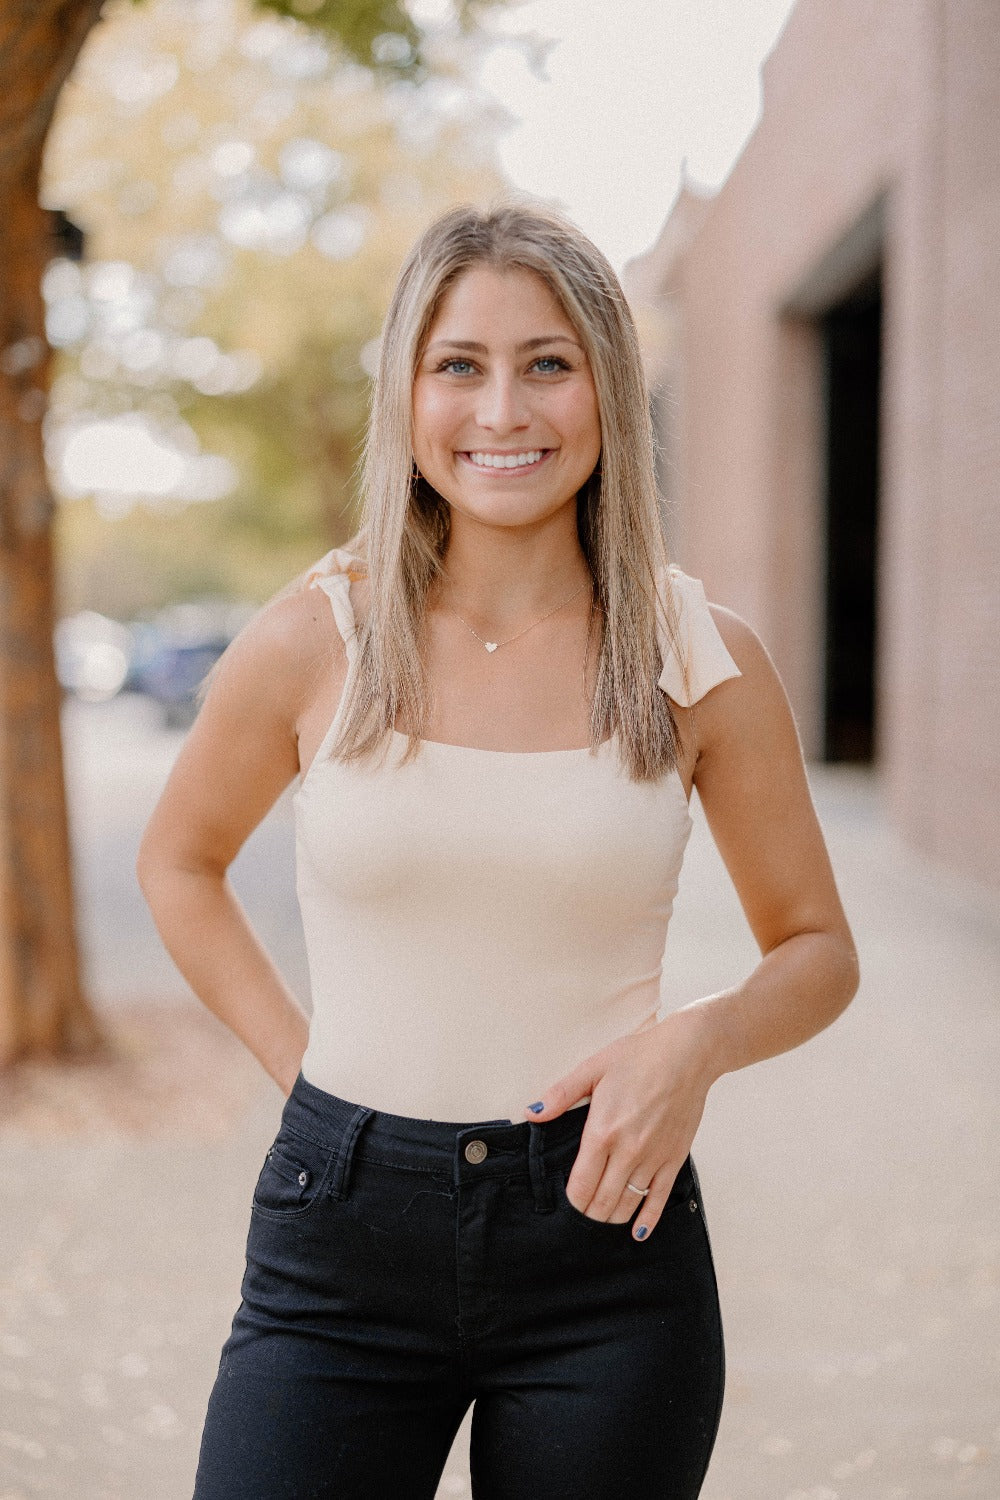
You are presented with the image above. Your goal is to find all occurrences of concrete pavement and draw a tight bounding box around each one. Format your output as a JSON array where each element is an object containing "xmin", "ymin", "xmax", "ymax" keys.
[{"xmin": 0, "ymin": 698, "xmax": 997, "ymax": 1498}]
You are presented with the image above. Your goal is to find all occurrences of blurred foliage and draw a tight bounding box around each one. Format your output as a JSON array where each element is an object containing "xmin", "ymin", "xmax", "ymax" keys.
[
  {"xmin": 45, "ymin": 0, "xmax": 508, "ymax": 618},
  {"xmin": 56, "ymin": 487, "xmax": 326, "ymax": 619},
  {"xmin": 129, "ymin": 0, "xmax": 505, "ymax": 77}
]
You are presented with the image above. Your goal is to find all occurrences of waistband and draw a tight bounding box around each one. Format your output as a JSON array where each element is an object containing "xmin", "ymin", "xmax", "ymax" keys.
[{"xmin": 281, "ymin": 1071, "xmax": 591, "ymax": 1212}]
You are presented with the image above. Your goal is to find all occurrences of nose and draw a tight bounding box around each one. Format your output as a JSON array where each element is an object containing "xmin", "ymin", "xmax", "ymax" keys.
[{"xmin": 476, "ymin": 370, "xmax": 531, "ymax": 435}]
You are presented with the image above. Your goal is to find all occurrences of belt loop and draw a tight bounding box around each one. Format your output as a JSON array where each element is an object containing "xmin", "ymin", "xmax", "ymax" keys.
[
  {"xmin": 528, "ymin": 1121, "xmax": 555, "ymax": 1213},
  {"xmin": 328, "ymin": 1105, "xmax": 373, "ymax": 1201}
]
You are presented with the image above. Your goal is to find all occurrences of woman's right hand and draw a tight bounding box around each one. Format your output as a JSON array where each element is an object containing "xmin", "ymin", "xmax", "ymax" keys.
[{"xmin": 135, "ymin": 588, "xmax": 338, "ymax": 1085}]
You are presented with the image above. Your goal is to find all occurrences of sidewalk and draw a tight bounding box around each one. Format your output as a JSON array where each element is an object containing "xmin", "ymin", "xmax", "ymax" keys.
[{"xmin": 1, "ymin": 743, "xmax": 997, "ymax": 1498}]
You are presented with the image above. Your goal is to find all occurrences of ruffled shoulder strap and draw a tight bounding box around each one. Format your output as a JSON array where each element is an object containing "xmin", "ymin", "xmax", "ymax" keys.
[
  {"xmin": 655, "ymin": 563, "xmax": 742, "ymax": 706},
  {"xmin": 303, "ymin": 546, "xmax": 365, "ymax": 663}
]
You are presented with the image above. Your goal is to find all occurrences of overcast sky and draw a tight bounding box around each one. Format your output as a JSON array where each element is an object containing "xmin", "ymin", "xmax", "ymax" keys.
[{"xmin": 471, "ymin": 0, "xmax": 800, "ymax": 270}]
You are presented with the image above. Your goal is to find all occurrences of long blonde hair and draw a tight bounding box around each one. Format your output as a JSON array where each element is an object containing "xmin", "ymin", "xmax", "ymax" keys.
[{"xmin": 266, "ymin": 201, "xmax": 687, "ymax": 780}]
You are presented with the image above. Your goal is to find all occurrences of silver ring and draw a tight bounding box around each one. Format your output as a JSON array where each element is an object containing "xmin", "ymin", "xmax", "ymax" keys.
[{"xmin": 625, "ymin": 1181, "xmax": 650, "ymax": 1197}]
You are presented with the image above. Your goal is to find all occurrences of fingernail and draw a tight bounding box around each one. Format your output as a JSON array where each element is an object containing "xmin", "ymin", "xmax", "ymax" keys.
[
  {"xmin": 527, "ymin": 1101, "xmax": 545, "ymax": 1113},
  {"xmin": 635, "ymin": 1225, "xmax": 649, "ymax": 1240}
]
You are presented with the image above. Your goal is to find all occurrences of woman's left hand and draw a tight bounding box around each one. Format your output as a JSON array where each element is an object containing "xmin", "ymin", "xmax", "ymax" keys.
[{"xmin": 523, "ymin": 1004, "xmax": 721, "ymax": 1240}]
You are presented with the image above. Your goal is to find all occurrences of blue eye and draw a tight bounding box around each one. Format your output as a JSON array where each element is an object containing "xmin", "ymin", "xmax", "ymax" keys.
[
  {"xmin": 438, "ymin": 358, "xmax": 475, "ymax": 375},
  {"xmin": 532, "ymin": 355, "xmax": 570, "ymax": 374}
]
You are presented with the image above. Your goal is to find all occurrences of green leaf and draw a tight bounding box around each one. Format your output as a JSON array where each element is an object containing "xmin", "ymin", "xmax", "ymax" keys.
[{"xmin": 251, "ymin": 0, "xmax": 421, "ymax": 73}]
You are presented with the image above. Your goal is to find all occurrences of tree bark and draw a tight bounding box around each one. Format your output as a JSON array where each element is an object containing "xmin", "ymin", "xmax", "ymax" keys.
[{"xmin": 0, "ymin": 0, "xmax": 107, "ymax": 1063}]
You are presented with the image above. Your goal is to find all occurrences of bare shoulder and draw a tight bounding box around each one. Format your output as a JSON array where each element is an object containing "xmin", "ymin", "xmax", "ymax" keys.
[
  {"xmin": 136, "ymin": 584, "xmax": 349, "ymax": 874},
  {"xmin": 706, "ymin": 601, "xmax": 776, "ymax": 680},
  {"xmin": 203, "ymin": 583, "xmax": 347, "ymax": 725},
  {"xmin": 694, "ymin": 601, "xmax": 801, "ymax": 761}
]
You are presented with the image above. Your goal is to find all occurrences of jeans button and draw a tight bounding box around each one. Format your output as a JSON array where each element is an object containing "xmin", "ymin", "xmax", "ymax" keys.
[{"xmin": 464, "ymin": 1140, "xmax": 488, "ymax": 1164}]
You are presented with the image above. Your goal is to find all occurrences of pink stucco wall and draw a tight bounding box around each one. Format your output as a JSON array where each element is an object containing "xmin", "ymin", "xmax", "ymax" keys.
[{"xmin": 627, "ymin": 0, "xmax": 1000, "ymax": 892}]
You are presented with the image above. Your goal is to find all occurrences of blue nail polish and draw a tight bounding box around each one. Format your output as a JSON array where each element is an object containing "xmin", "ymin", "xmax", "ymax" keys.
[
  {"xmin": 635, "ymin": 1225, "xmax": 648, "ymax": 1240},
  {"xmin": 527, "ymin": 1101, "xmax": 545, "ymax": 1113}
]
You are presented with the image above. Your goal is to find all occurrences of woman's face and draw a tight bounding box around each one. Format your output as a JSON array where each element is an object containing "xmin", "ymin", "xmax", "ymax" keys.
[{"xmin": 411, "ymin": 264, "xmax": 602, "ymax": 536}]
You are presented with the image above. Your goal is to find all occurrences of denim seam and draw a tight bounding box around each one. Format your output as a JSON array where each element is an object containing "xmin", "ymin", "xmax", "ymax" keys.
[
  {"xmin": 273, "ymin": 1122, "xmax": 340, "ymax": 1151},
  {"xmin": 353, "ymin": 1155, "xmax": 454, "ymax": 1175},
  {"xmin": 328, "ymin": 1106, "xmax": 374, "ymax": 1201},
  {"xmin": 688, "ymin": 1160, "xmax": 726, "ymax": 1492},
  {"xmin": 352, "ymin": 1152, "xmax": 527, "ymax": 1175},
  {"xmin": 250, "ymin": 1137, "xmax": 341, "ymax": 1222},
  {"xmin": 554, "ymin": 1163, "xmax": 698, "ymax": 1231}
]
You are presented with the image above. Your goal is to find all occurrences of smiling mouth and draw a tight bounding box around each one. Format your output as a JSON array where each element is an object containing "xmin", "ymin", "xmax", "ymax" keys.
[{"xmin": 460, "ymin": 449, "xmax": 553, "ymax": 473}]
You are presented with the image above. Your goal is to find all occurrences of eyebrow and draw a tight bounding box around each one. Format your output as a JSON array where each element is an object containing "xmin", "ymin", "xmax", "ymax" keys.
[{"xmin": 424, "ymin": 335, "xmax": 583, "ymax": 354}]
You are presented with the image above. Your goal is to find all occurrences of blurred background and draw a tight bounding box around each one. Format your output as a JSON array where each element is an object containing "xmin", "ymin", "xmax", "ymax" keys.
[{"xmin": 0, "ymin": 0, "xmax": 997, "ymax": 1496}]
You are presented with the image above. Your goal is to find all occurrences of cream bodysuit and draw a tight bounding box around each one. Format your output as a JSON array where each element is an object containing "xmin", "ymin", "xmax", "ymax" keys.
[{"xmin": 293, "ymin": 549, "xmax": 742, "ymax": 1124}]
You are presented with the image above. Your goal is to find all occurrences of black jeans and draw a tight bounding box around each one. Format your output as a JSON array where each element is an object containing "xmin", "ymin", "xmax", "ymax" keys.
[{"xmin": 193, "ymin": 1071, "xmax": 724, "ymax": 1499}]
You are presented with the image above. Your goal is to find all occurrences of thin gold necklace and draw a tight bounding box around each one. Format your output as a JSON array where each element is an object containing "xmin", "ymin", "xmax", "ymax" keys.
[{"xmin": 441, "ymin": 576, "xmax": 593, "ymax": 653}]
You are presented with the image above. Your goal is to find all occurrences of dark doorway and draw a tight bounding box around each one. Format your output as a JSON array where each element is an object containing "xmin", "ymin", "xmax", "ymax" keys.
[{"xmin": 821, "ymin": 270, "xmax": 881, "ymax": 762}]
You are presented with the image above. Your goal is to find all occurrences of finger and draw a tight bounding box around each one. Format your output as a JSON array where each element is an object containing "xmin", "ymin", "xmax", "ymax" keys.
[
  {"xmin": 570, "ymin": 1160, "xmax": 648, "ymax": 1225},
  {"xmin": 631, "ymin": 1159, "xmax": 688, "ymax": 1242},
  {"xmin": 612, "ymin": 1175, "xmax": 653, "ymax": 1225},
  {"xmin": 563, "ymin": 1149, "xmax": 611, "ymax": 1218},
  {"xmin": 523, "ymin": 1064, "xmax": 599, "ymax": 1120},
  {"xmin": 604, "ymin": 1163, "xmax": 668, "ymax": 1225}
]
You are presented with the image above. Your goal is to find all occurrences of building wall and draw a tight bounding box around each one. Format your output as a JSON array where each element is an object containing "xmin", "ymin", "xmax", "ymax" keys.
[
  {"xmin": 927, "ymin": 0, "xmax": 1000, "ymax": 888},
  {"xmin": 626, "ymin": 0, "xmax": 1000, "ymax": 892}
]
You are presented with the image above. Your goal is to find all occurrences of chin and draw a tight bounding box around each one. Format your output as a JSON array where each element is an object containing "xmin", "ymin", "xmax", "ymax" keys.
[
  {"xmin": 451, "ymin": 498, "xmax": 569, "ymax": 531},
  {"xmin": 438, "ymin": 481, "xmax": 579, "ymax": 526}
]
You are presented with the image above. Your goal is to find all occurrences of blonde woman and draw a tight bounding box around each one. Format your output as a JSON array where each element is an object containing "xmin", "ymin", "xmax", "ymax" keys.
[{"xmin": 137, "ymin": 203, "xmax": 859, "ymax": 1500}]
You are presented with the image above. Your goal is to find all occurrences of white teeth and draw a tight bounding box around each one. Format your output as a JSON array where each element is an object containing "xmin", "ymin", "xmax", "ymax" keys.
[{"xmin": 468, "ymin": 450, "xmax": 544, "ymax": 469}]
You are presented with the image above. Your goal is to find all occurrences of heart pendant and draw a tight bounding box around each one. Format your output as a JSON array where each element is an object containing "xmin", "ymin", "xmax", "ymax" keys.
[{"xmin": 485, "ymin": 642, "xmax": 498, "ymax": 653}]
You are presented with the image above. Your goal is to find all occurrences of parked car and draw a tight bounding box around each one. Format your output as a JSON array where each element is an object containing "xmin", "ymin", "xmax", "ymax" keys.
[
  {"xmin": 138, "ymin": 637, "xmax": 231, "ymax": 728},
  {"xmin": 130, "ymin": 598, "xmax": 256, "ymax": 728},
  {"xmin": 121, "ymin": 619, "xmax": 168, "ymax": 694},
  {"xmin": 55, "ymin": 597, "xmax": 256, "ymax": 726}
]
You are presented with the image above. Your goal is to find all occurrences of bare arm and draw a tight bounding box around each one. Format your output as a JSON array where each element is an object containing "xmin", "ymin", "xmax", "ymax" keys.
[
  {"xmin": 135, "ymin": 587, "xmax": 343, "ymax": 1097},
  {"xmin": 528, "ymin": 605, "xmax": 859, "ymax": 1235},
  {"xmin": 677, "ymin": 605, "xmax": 860, "ymax": 1082}
]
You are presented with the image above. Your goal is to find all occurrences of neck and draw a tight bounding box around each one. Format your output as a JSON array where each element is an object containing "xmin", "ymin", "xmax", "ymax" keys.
[{"xmin": 432, "ymin": 508, "xmax": 592, "ymax": 626}]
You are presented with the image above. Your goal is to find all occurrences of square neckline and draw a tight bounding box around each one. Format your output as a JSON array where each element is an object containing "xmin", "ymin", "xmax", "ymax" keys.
[
  {"xmin": 386, "ymin": 729, "xmax": 692, "ymax": 807},
  {"xmin": 389, "ymin": 727, "xmax": 615, "ymax": 757},
  {"xmin": 298, "ymin": 567, "xmax": 694, "ymax": 808},
  {"xmin": 313, "ymin": 570, "xmax": 616, "ymax": 761},
  {"xmin": 293, "ymin": 724, "xmax": 692, "ymax": 817}
]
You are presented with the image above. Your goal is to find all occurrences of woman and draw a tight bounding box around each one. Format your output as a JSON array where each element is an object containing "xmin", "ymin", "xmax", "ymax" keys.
[{"xmin": 137, "ymin": 202, "xmax": 859, "ymax": 1500}]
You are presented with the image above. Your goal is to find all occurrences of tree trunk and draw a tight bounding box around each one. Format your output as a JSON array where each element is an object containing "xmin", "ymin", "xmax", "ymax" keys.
[{"xmin": 0, "ymin": 0, "xmax": 107, "ymax": 1064}]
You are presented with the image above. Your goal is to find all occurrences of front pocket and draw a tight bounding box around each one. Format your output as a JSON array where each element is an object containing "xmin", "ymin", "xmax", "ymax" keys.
[
  {"xmin": 252, "ymin": 1130, "xmax": 336, "ymax": 1219},
  {"xmin": 556, "ymin": 1169, "xmax": 638, "ymax": 1231},
  {"xmin": 556, "ymin": 1157, "xmax": 698, "ymax": 1231}
]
